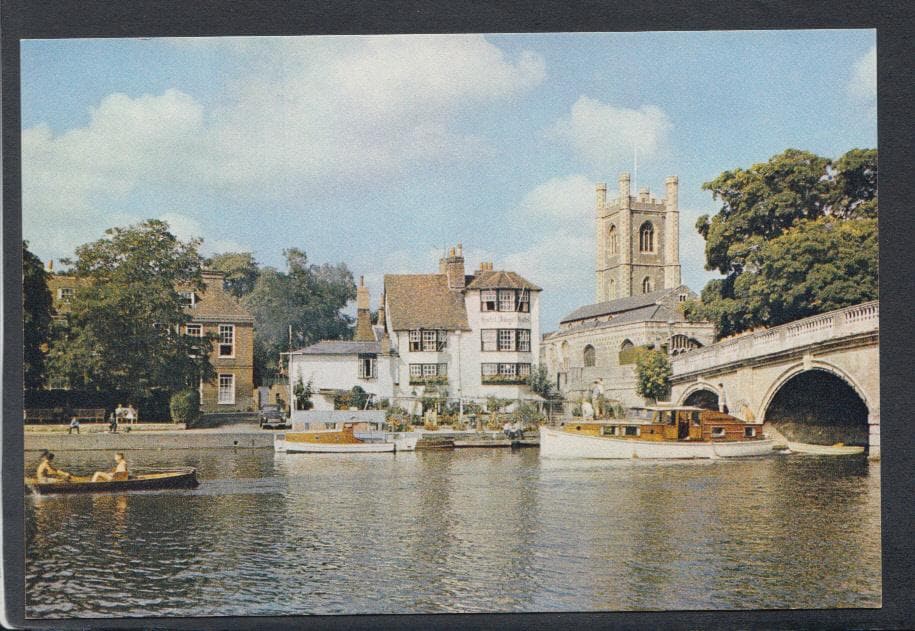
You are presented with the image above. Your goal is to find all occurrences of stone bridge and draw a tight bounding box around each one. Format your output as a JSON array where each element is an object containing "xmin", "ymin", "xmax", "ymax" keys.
[{"xmin": 669, "ymin": 301, "xmax": 880, "ymax": 457}]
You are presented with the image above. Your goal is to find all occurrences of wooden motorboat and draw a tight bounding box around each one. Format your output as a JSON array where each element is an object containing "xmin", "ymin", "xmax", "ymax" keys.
[
  {"xmin": 26, "ymin": 467, "xmax": 199, "ymax": 495},
  {"xmin": 540, "ymin": 406, "xmax": 775, "ymax": 459},
  {"xmin": 786, "ymin": 441, "xmax": 865, "ymax": 455},
  {"xmin": 275, "ymin": 422, "xmax": 418, "ymax": 453}
]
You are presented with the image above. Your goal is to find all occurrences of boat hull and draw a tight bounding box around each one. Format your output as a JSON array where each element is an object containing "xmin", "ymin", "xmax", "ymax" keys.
[
  {"xmin": 281, "ymin": 440, "xmax": 395, "ymax": 453},
  {"xmin": 26, "ymin": 468, "xmax": 199, "ymax": 495},
  {"xmin": 539, "ymin": 426, "xmax": 775, "ymax": 459}
]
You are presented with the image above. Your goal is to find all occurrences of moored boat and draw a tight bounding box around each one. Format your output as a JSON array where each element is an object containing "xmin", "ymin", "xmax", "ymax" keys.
[
  {"xmin": 540, "ymin": 406, "xmax": 774, "ymax": 459},
  {"xmin": 275, "ymin": 422, "xmax": 418, "ymax": 453},
  {"xmin": 26, "ymin": 467, "xmax": 199, "ymax": 495}
]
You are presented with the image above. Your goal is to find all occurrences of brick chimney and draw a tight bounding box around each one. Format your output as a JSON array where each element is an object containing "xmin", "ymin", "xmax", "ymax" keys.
[
  {"xmin": 46, "ymin": 259, "xmax": 54, "ymax": 271},
  {"xmin": 376, "ymin": 292, "xmax": 386, "ymax": 331},
  {"xmin": 354, "ymin": 275, "xmax": 375, "ymax": 341},
  {"xmin": 442, "ymin": 242, "xmax": 465, "ymax": 290}
]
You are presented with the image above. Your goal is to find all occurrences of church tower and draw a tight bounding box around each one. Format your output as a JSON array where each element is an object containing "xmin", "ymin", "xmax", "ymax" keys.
[{"xmin": 595, "ymin": 173, "xmax": 681, "ymax": 302}]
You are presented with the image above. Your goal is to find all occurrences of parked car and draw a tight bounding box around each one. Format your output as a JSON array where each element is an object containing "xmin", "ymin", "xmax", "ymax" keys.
[{"xmin": 259, "ymin": 404, "xmax": 288, "ymax": 430}]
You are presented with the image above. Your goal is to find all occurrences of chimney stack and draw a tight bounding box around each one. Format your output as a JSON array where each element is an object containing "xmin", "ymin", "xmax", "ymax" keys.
[
  {"xmin": 46, "ymin": 260, "xmax": 53, "ymax": 271},
  {"xmin": 376, "ymin": 292, "xmax": 386, "ymax": 331},
  {"xmin": 443, "ymin": 242, "xmax": 466, "ymax": 290},
  {"xmin": 354, "ymin": 276, "xmax": 375, "ymax": 341}
]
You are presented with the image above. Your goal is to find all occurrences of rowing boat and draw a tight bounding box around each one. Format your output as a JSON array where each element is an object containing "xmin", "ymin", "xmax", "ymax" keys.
[{"xmin": 25, "ymin": 467, "xmax": 199, "ymax": 495}]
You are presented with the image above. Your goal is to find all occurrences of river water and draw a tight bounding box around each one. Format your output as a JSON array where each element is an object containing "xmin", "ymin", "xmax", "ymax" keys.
[{"xmin": 25, "ymin": 448, "xmax": 881, "ymax": 618}]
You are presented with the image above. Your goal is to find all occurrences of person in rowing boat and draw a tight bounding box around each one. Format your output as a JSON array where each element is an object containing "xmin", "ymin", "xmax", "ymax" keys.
[
  {"xmin": 91, "ymin": 452, "xmax": 128, "ymax": 482},
  {"xmin": 36, "ymin": 451, "xmax": 72, "ymax": 483}
]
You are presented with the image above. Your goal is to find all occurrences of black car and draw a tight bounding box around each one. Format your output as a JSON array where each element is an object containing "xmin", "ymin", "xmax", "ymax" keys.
[{"xmin": 259, "ymin": 405, "xmax": 288, "ymax": 430}]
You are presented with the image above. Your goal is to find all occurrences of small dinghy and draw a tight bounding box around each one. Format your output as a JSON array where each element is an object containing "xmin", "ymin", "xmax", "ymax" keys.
[{"xmin": 26, "ymin": 467, "xmax": 200, "ymax": 495}]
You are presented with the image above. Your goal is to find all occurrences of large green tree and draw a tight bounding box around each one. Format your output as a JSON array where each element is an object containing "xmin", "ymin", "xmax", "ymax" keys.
[
  {"xmin": 687, "ymin": 148, "xmax": 878, "ymax": 337},
  {"xmin": 242, "ymin": 248, "xmax": 356, "ymax": 379},
  {"xmin": 47, "ymin": 220, "xmax": 213, "ymax": 398},
  {"xmin": 23, "ymin": 241, "xmax": 53, "ymax": 389},
  {"xmin": 635, "ymin": 349, "xmax": 672, "ymax": 402},
  {"xmin": 205, "ymin": 252, "xmax": 260, "ymax": 298}
]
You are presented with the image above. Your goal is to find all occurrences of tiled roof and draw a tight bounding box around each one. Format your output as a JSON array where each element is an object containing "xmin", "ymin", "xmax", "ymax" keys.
[
  {"xmin": 183, "ymin": 278, "xmax": 253, "ymax": 323},
  {"xmin": 465, "ymin": 270, "xmax": 541, "ymax": 291},
  {"xmin": 384, "ymin": 274, "xmax": 470, "ymax": 331},
  {"xmin": 292, "ymin": 340, "xmax": 381, "ymax": 355},
  {"xmin": 559, "ymin": 286, "xmax": 687, "ymax": 323},
  {"xmin": 547, "ymin": 304, "xmax": 684, "ymax": 338}
]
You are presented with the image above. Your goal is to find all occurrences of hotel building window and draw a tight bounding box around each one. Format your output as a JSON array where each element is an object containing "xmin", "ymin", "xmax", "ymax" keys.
[
  {"xmin": 410, "ymin": 329, "xmax": 447, "ymax": 352},
  {"xmin": 57, "ymin": 287, "xmax": 75, "ymax": 302},
  {"xmin": 498, "ymin": 329, "xmax": 516, "ymax": 351},
  {"xmin": 481, "ymin": 289, "xmax": 497, "ymax": 311},
  {"xmin": 185, "ymin": 324, "xmax": 202, "ymax": 337},
  {"xmin": 178, "ymin": 291, "xmax": 196, "ymax": 308},
  {"xmin": 218, "ymin": 324, "xmax": 235, "ymax": 357},
  {"xmin": 218, "ymin": 374, "xmax": 235, "ymax": 404},
  {"xmin": 498, "ymin": 289, "xmax": 515, "ymax": 312}
]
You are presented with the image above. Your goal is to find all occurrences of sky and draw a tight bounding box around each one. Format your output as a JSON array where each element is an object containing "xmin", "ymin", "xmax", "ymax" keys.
[{"xmin": 21, "ymin": 30, "xmax": 876, "ymax": 331}]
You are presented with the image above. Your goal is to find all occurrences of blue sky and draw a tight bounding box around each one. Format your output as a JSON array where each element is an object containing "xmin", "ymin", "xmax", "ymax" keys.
[{"xmin": 21, "ymin": 31, "xmax": 876, "ymax": 331}]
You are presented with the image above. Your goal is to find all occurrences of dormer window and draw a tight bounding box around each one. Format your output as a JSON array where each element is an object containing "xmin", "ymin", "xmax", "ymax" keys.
[{"xmin": 179, "ymin": 291, "xmax": 196, "ymax": 308}]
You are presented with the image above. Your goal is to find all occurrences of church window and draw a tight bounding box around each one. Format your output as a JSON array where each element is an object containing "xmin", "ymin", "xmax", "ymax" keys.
[
  {"xmin": 642, "ymin": 277, "xmax": 653, "ymax": 293},
  {"xmin": 608, "ymin": 225, "xmax": 618, "ymax": 255},
  {"xmin": 583, "ymin": 345, "xmax": 596, "ymax": 367},
  {"xmin": 639, "ymin": 221, "xmax": 654, "ymax": 252}
]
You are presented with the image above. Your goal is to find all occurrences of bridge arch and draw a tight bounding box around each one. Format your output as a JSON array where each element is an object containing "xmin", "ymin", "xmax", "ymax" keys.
[
  {"xmin": 678, "ymin": 381, "xmax": 721, "ymax": 410},
  {"xmin": 759, "ymin": 360, "xmax": 871, "ymax": 447},
  {"xmin": 758, "ymin": 360, "xmax": 872, "ymax": 423}
]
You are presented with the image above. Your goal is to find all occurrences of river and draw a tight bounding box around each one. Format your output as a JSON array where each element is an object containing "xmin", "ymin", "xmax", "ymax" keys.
[{"xmin": 25, "ymin": 448, "xmax": 881, "ymax": 618}]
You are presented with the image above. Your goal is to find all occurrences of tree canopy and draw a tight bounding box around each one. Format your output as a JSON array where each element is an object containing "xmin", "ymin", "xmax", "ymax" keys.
[
  {"xmin": 205, "ymin": 252, "xmax": 260, "ymax": 298},
  {"xmin": 233, "ymin": 248, "xmax": 356, "ymax": 380},
  {"xmin": 47, "ymin": 220, "xmax": 213, "ymax": 398},
  {"xmin": 687, "ymin": 148, "xmax": 878, "ymax": 337},
  {"xmin": 635, "ymin": 349, "xmax": 671, "ymax": 402},
  {"xmin": 23, "ymin": 241, "xmax": 52, "ymax": 390}
]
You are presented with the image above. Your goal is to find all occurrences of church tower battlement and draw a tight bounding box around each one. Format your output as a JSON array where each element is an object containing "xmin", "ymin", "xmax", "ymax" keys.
[{"xmin": 595, "ymin": 173, "xmax": 681, "ymax": 302}]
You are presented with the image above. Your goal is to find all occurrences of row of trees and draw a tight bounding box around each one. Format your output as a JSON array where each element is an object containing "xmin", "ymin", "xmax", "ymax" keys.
[{"xmin": 23, "ymin": 220, "xmax": 357, "ymax": 408}]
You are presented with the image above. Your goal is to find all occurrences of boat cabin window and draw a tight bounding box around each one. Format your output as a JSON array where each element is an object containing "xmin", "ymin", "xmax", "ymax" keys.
[
  {"xmin": 324, "ymin": 422, "xmax": 337, "ymax": 429},
  {"xmin": 602, "ymin": 425, "xmax": 618, "ymax": 436},
  {"xmin": 691, "ymin": 411, "xmax": 701, "ymax": 426},
  {"xmin": 711, "ymin": 427, "xmax": 726, "ymax": 438},
  {"xmin": 744, "ymin": 426, "xmax": 756, "ymax": 438},
  {"xmin": 624, "ymin": 426, "xmax": 640, "ymax": 436}
]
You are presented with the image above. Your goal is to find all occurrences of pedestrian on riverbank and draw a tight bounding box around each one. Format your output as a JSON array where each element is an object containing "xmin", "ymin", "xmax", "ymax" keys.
[
  {"xmin": 718, "ymin": 383, "xmax": 729, "ymax": 415},
  {"xmin": 68, "ymin": 417, "xmax": 80, "ymax": 434},
  {"xmin": 109, "ymin": 412, "xmax": 118, "ymax": 434}
]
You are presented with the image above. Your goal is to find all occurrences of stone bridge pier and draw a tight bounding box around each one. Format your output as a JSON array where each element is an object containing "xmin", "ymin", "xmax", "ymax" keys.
[{"xmin": 669, "ymin": 302, "xmax": 880, "ymax": 459}]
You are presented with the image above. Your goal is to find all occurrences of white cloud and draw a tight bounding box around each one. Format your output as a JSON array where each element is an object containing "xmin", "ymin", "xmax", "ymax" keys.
[
  {"xmin": 548, "ymin": 96, "xmax": 672, "ymax": 170},
  {"xmin": 516, "ymin": 174, "xmax": 602, "ymax": 220},
  {"xmin": 502, "ymin": 231, "xmax": 595, "ymax": 295},
  {"xmin": 22, "ymin": 35, "xmax": 546, "ymax": 261},
  {"xmin": 848, "ymin": 45, "xmax": 876, "ymax": 104},
  {"xmin": 158, "ymin": 212, "xmax": 249, "ymax": 256}
]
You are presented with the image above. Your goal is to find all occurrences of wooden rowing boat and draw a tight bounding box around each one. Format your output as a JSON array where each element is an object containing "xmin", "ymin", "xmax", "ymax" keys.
[{"xmin": 25, "ymin": 467, "xmax": 199, "ymax": 495}]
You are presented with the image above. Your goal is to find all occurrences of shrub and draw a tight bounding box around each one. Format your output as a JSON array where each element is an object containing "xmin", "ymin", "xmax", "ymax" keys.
[
  {"xmin": 169, "ymin": 389, "xmax": 200, "ymax": 425},
  {"xmin": 635, "ymin": 349, "xmax": 672, "ymax": 401}
]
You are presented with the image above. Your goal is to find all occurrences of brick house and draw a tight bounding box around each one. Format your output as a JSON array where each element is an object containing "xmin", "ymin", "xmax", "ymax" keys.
[{"xmin": 46, "ymin": 265, "xmax": 255, "ymax": 414}]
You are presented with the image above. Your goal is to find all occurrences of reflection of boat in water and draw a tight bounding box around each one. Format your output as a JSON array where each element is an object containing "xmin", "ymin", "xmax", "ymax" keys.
[
  {"xmin": 540, "ymin": 406, "xmax": 775, "ymax": 459},
  {"xmin": 26, "ymin": 467, "xmax": 199, "ymax": 495},
  {"xmin": 275, "ymin": 421, "xmax": 418, "ymax": 454}
]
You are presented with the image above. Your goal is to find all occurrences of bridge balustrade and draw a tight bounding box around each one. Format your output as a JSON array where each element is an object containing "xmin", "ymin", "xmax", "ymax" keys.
[{"xmin": 671, "ymin": 301, "xmax": 878, "ymax": 377}]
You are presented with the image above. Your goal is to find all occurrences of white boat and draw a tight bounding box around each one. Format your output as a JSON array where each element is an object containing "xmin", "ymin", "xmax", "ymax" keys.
[
  {"xmin": 540, "ymin": 406, "xmax": 775, "ymax": 460},
  {"xmin": 786, "ymin": 441, "xmax": 865, "ymax": 456}
]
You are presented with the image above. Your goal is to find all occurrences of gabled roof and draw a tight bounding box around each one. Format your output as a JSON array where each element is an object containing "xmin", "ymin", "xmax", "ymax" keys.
[
  {"xmin": 183, "ymin": 278, "xmax": 253, "ymax": 323},
  {"xmin": 559, "ymin": 286, "xmax": 689, "ymax": 324},
  {"xmin": 291, "ymin": 340, "xmax": 381, "ymax": 355},
  {"xmin": 384, "ymin": 274, "xmax": 470, "ymax": 331},
  {"xmin": 465, "ymin": 270, "xmax": 541, "ymax": 291}
]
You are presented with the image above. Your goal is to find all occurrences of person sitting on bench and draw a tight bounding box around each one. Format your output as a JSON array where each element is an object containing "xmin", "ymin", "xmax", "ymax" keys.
[{"xmin": 91, "ymin": 452, "xmax": 128, "ymax": 482}]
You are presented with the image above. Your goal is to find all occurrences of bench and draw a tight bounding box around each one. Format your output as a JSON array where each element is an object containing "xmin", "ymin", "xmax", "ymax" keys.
[
  {"xmin": 24, "ymin": 408, "xmax": 65, "ymax": 423},
  {"xmin": 72, "ymin": 408, "xmax": 107, "ymax": 422}
]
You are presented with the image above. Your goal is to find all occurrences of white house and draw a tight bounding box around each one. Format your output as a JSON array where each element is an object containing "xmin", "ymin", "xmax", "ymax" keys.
[
  {"xmin": 288, "ymin": 244, "xmax": 544, "ymax": 415},
  {"xmin": 383, "ymin": 243, "xmax": 543, "ymax": 405}
]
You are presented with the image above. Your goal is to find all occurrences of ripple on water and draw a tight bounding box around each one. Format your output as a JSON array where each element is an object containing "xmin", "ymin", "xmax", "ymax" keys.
[{"xmin": 25, "ymin": 449, "xmax": 881, "ymax": 617}]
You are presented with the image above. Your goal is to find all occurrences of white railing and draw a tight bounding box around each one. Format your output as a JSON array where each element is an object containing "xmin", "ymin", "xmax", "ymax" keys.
[{"xmin": 672, "ymin": 301, "xmax": 878, "ymax": 376}]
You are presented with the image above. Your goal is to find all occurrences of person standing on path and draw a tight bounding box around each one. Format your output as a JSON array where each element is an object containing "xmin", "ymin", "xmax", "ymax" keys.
[
  {"xmin": 68, "ymin": 416, "xmax": 80, "ymax": 434},
  {"xmin": 718, "ymin": 383, "xmax": 729, "ymax": 414}
]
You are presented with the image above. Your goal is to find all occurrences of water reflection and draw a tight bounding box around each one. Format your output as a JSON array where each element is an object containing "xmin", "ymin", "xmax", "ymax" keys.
[{"xmin": 25, "ymin": 449, "xmax": 880, "ymax": 618}]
